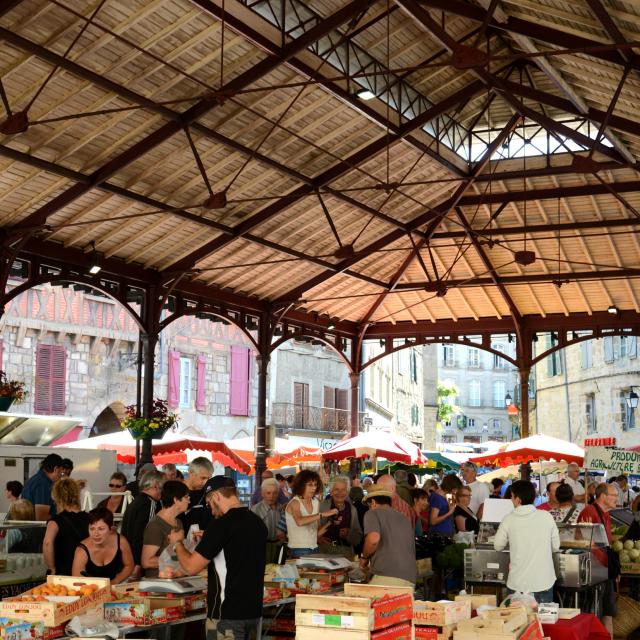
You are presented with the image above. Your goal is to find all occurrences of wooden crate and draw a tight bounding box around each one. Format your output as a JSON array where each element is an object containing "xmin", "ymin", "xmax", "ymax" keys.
[
  {"xmin": 413, "ymin": 600, "xmax": 471, "ymax": 627},
  {"xmin": 0, "ymin": 576, "xmax": 110, "ymax": 627},
  {"xmin": 296, "ymin": 621, "xmax": 413, "ymax": 640},
  {"xmin": 621, "ymin": 561, "xmax": 640, "ymax": 575},
  {"xmin": 458, "ymin": 607, "xmax": 527, "ymax": 634},
  {"xmin": 454, "ymin": 594, "xmax": 497, "ymax": 609},
  {"xmin": 453, "ymin": 618, "xmax": 527, "ymax": 640},
  {"xmin": 296, "ymin": 590, "xmax": 412, "ymax": 632},
  {"xmin": 414, "ymin": 623, "xmax": 455, "ymax": 640},
  {"xmin": 343, "ymin": 584, "xmax": 414, "ymax": 600}
]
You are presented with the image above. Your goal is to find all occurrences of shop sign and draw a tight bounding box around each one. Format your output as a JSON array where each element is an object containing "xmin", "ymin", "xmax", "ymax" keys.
[{"xmin": 584, "ymin": 446, "xmax": 640, "ymax": 474}]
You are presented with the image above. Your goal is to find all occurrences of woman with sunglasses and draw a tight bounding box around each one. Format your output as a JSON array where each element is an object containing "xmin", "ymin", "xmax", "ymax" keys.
[
  {"xmin": 454, "ymin": 487, "xmax": 479, "ymax": 534},
  {"xmin": 96, "ymin": 472, "xmax": 128, "ymax": 514}
]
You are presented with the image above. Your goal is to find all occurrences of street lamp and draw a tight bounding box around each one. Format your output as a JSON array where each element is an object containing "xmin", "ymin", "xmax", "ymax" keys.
[
  {"xmin": 504, "ymin": 393, "xmax": 512, "ymax": 407},
  {"xmin": 627, "ymin": 388, "xmax": 639, "ymax": 410}
]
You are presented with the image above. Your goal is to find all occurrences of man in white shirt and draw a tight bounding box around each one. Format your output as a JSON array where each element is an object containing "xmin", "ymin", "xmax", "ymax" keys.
[
  {"xmin": 616, "ymin": 475, "xmax": 632, "ymax": 508},
  {"xmin": 494, "ymin": 480, "xmax": 560, "ymax": 603},
  {"xmin": 564, "ymin": 463, "xmax": 585, "ymax": 503},
  {"xmin": 461, "ymin": 462, "xmax": 490, "ymax": 518}
]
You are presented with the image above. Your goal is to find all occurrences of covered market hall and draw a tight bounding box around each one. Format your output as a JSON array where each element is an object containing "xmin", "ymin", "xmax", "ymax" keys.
[{"xmin": 4, "ymin": 0, "xmax": 640, "ymax": 639}]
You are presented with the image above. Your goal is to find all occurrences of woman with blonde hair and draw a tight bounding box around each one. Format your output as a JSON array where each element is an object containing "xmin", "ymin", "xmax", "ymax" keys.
[
  {"xmin": 7, "ymin": 499, "xmax": 44, "ymax": 552},
  {"xmin": 43, "ymin": 478, "xmax": 89, "ymax": 576}
]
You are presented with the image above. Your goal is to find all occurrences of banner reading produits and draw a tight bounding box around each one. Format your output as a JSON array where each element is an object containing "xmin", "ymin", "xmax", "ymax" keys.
[{"xmin": 584, "ymin": 446, "xmax": 640, "ymax": 474}]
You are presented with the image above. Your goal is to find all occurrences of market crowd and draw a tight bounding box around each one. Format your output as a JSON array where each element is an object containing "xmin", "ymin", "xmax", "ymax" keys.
[{"xmin": 5, "ymin": 453, "xmax": 635, "ymax": 640}]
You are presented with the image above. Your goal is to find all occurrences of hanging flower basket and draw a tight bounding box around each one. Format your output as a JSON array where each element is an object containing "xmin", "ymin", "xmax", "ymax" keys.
[
  {"xmin": 0, "ymin": 370, "xmax": 27, "ymax": 412},
  {"xmin": 120, "ymin": 399, "xmax": 178, "ymax": 440}
]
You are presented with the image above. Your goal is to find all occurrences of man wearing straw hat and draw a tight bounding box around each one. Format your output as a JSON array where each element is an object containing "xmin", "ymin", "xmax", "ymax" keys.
[{"xmin": 360, "ymin": 484, "xmax": 416, "ymax": 587}]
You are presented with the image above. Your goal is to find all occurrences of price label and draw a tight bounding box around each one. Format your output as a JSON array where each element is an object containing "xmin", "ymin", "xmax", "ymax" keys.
[{"xmin": 311, "ymin": 614, "xmax": 355, "ymax": 628}]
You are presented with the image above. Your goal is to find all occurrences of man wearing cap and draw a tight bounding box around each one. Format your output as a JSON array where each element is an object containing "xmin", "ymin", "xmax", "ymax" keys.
[
  {"xmin": 360, "ymin": 484, "xmax": 416, "ymax": 587},
  {"xmin": 169, "ymin": 476, "xmax": 267, "ymax": 640},
  {"xmin": 22, "ymin": 454, "xmax": 64, "ymax": 520}
]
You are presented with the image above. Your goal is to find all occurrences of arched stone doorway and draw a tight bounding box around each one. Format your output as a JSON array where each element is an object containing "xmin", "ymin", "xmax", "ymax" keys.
[{"xmin": 91, "ymin": 401, "xmax": 126, "ymax": 436}]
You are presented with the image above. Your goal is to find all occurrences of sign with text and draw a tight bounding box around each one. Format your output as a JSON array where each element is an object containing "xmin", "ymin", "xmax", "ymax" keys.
[{"xmin": 584, "ymin": 446, "xmax": 640, "ymax": 474}]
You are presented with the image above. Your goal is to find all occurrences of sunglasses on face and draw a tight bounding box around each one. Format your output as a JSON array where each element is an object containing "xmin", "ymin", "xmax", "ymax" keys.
[{"xmin": 109, "ymin": 483, "xmax": 124, "ymax": 489}]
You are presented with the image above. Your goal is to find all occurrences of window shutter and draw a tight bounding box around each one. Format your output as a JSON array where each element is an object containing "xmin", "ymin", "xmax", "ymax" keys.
[
  {"xmin": 230, "ymin": 346, "xmax": 250, "ymax": 416},
  {"xmin": 603, "ymin": 337, "xmax": 614, "ymax": 363},
  {"xmin": 323, "ymin": 386, "xmax": 335, "ymax": 408},
  {"xmin": 336, "ymin": 389, "xmax": 348, "ymax": 410},
  {"xmin": 629, "ymin": 336, "xmax": 637, "ymax": 359},
  {"xmin": 0, "ymin": 338, "xmax": 3, "ymax": 370},
  {"xmin": 35, "ymin": 344, "xmax": 66, "ymax": 415},
  {"xmin": 167, "ymin": 350, "xmax": 180, "ymax": 408},
  {"xmin": 196, "ymin": 355, "xmax": 207, "ymax": 411}
]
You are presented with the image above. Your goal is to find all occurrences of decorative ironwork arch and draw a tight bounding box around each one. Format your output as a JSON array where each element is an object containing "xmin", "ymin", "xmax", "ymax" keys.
[
  {"xmin": 530, "ymin": 328, "xmax": 640, "ymax": 366},
  {"xmin": 158, "ymin": 308, "xmax": 259, "ymax": 351},
  {"xmin": 361, "ymin": 336, "xmax": 517, "ymax": 371},
  {"xmin": 269, "ymin": 330, "xmax": 353, "ymax": 372},
  {"xmin": 2, "ymin": 273, "xmax": 146, "ymax": 331}
]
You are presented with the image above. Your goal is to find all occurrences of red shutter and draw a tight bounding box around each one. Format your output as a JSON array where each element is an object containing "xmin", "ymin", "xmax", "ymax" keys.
[
  {"xmin": 196, "ymin": 355, "xmax": 207, "ymax": 411},
  {"xmin": 167, "ymin": 350, "xmax": 180, "ymax": 408},
  {"xmin": 230, "ymin": 346, "xmax": 250, "ymax": 416},
  {"xmin": 35, "ymin": 344, "xmax": 66, "ymax": 415}
]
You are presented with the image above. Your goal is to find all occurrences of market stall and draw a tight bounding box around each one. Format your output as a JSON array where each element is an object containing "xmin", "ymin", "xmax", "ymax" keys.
[
  {"xmin": 322, "ymin": 431, "xmax": 425, "ymax": 466},
  {"xmin": 225, "ymin": 435, "xmax": 323, "ymax": 471}
]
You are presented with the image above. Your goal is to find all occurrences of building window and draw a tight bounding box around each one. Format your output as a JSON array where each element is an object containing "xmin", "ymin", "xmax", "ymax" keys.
[
  {"xmin": 546, "ymin": 335, "xmax": 563, "ymax": 377},
  {"xmin": 179, "ymin": 357, "xmax": 191, "ymax": 408},
  {"xmin": 493, "ymin": 380, "xmax": 506, "ymax": 408},
  {"xmin": 580, "ymin": 341, "xmax": 593, "ymax": 369},
  {"xmin": 443, "ymin": 419, "xmax": 452, "ymax": 428},
  {"xmin": 620, "ymin": 336, "xmax": 628, "ymax": 358},
  {"xmin": 410, "ymin": 350, "xmax": 418, "ymax": 383},
  {"xmin": 620, "ymin": 389, "xmax": 636, "ymax": 431},
  {"xmin": 34, "ymin": 344, "xmax": 66, "ymax": 415},
  {"xmin": 468, "ymin": 380, "xmax": 481, "ymax": 407},
  {"xmin": 492, "ymin": 344, "xmax": 507, "ymax": 369},
  {"xmin": 293, "ymin": 382, "xmax": 310, "ymax": 428},
  {"xmin": 467, "ymin": 418, "xmax": 476, "ymax": 429},
  {"xmin": 585, "ymin": 394, "xmax": 596, "ymax": 434},
  {"xmin": 411, "ymin": 404, "xmax": 420, "ymax": 426},
  {"xmin": 443, "ymin": 344, "xmax": 455, "ymax": 367},
  {"xmin": 491, "ymin": 418, "xmax": 501, "ymax": 430},
  {"xmin": 468, "ymin": 347, "xmax": 480, "ymax": 368},
  {"xmin": 603, "ymin": 336, "xmax": 614, "ymax": 363}
]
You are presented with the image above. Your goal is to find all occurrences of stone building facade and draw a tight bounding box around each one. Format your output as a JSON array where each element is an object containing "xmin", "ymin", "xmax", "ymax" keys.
[
  {"xmin": 436, "ymin": 338, "xmax": 518, "ymax": 444},
  {"xmin": 422, "ymin": 343, "xmax": 439, "ymax": 449},
  {"xmin": 532, "ymin": 335, "xmax": 640, "ymax": 448}
]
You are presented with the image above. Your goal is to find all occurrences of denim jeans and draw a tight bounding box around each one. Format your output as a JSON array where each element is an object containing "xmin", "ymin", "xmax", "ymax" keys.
[
  {"xmin": 507, "ymin": 586, "xmax": 555, "ymax": 604},
  {"xmin": 289, "ymin": 547, "xmax": 318, "ymax": 559}
]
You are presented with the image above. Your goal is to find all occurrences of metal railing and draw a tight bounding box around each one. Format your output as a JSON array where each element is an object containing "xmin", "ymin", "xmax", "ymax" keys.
[{"xmin": 271, "ymin": 402, "xmax": 362, "ymax": 432}]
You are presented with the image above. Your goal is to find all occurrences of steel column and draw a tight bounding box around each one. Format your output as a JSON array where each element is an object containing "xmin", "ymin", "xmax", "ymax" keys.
[
  {"xmin": 254, "ymin": 310, "xmax": 272, "ymax": 480},
  {"xmin": 349, "ymin": 372, "xmax": 360, "ymax": 438}
]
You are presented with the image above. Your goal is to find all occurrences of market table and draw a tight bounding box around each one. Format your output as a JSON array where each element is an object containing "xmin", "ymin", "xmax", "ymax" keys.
[{"xmin": 542, "ymin": 613, "xmax": 609, "ymax": 640}]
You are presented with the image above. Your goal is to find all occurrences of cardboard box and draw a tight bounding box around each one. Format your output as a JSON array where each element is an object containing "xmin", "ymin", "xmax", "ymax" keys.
[
  {"xmin": 0, "ymin": 618, "xmax": 65, "ymax": 640},
  {"xmin": 0, "ymin": 576, "xmax": 110, "ymax": 627},
  {"xmin": 296, "ymin": 590, "xmax": 412, "ymax": 632},
  {"xmin": 103, "ymin": 596, "xmax": 185, "ymax": 626},
  {"xmin": 413, "ymin": 600, "xmax": 472, "ymax": 627},
  {"xmin": 296, "ymin": 621, "xmax": 413, "ymax": 640},
  {"xmin": 455, "ymin": 594, "xmax": 497, "ymax": 609}
]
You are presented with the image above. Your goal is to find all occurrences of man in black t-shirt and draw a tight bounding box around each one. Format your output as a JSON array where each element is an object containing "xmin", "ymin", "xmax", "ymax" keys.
[
  {"xmin": 178, "ymin": 457, "xmax": 215, "ymax": 532},
  {"xmin": 169, "ymin": 476, "xmax": 267, "ymax": 640}
]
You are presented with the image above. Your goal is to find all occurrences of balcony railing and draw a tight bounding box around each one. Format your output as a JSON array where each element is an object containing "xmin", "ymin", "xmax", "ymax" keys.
[{"xmin": 271, "ymin": 402, "xmax": 363, "ymax": 433}]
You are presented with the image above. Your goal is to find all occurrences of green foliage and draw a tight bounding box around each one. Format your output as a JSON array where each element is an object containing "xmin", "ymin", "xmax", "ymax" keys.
[
  {"xmin": 435, "ymin": 543, "xmax": 469, "ymax": 571},
  {"xmin": 437, "ymin": 381, "xmax": 460, "ymax": 424}
]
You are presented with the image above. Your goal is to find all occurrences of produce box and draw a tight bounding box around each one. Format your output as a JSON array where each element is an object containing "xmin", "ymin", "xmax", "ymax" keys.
[
  {"xmin": 103, "ymin": 596, "xmax": 185, "ymax": 626},
  {"xmin": 112, "ymin": 581, "xmax": 206, "ymax": 611},
  {"xmin": 414, "ymin": 623, "xmax": 455, "ymax": 639},
  {"xmin": 414, "ymin": 600, "xmax": 471, "ymax": 627},
  {"xmin": 453, "ymin": 616, "xmax": 527, "ymax": 640},
  {"xmin": 0, "ymin": 576, "xmax": 110, "ymax": 627},
  {"xmin": 184, "ymin": 591, "xmax": 207, "ymax": 612},
  {"xmin": 0, "ymin": 618, "xmax": 65, "ymax": 640},
  {"xmin": 296, "ymin": 621, "xmax": 412, "ymax": 640},
  {"xmin": 454, "ymin": 594, "xmax": 497, "ymax": 609},
  {"xmin": 296, "ymin": 588, "xmax": 412, "ymax": 632},
  {"xmin": 621, "ymin": 561, "xmax": 640, "ymax": 575},
  {"xmin": 299, "ymin": 569, "xmax": 348, "ymax": 586}
]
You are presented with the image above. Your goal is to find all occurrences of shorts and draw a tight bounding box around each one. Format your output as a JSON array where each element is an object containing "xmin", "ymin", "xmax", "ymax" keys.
[
  {"xmin": 602, "ymin": 579, "xmax": 617, "ymax": 617},
  {"xmin": 206, "ymin": 618, "xmax": 260, "ymax": 640}
]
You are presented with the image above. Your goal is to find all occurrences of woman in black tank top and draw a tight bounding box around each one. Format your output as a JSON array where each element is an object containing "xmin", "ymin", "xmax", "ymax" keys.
[{"xmin": 72, "ymin": 507, "xmax": 134, "ymax": 584}]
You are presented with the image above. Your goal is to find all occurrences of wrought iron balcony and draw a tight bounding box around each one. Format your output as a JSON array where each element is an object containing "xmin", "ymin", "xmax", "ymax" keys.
[{"xmin": 271, "ymin": 402, "xmax": 362, "ymax": 433}]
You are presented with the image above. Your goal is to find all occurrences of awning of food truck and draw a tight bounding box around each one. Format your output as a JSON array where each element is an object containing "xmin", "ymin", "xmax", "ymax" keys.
[{"xmin": 0, "ymin": 412, "xmax": 82, "ymax": 446}]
